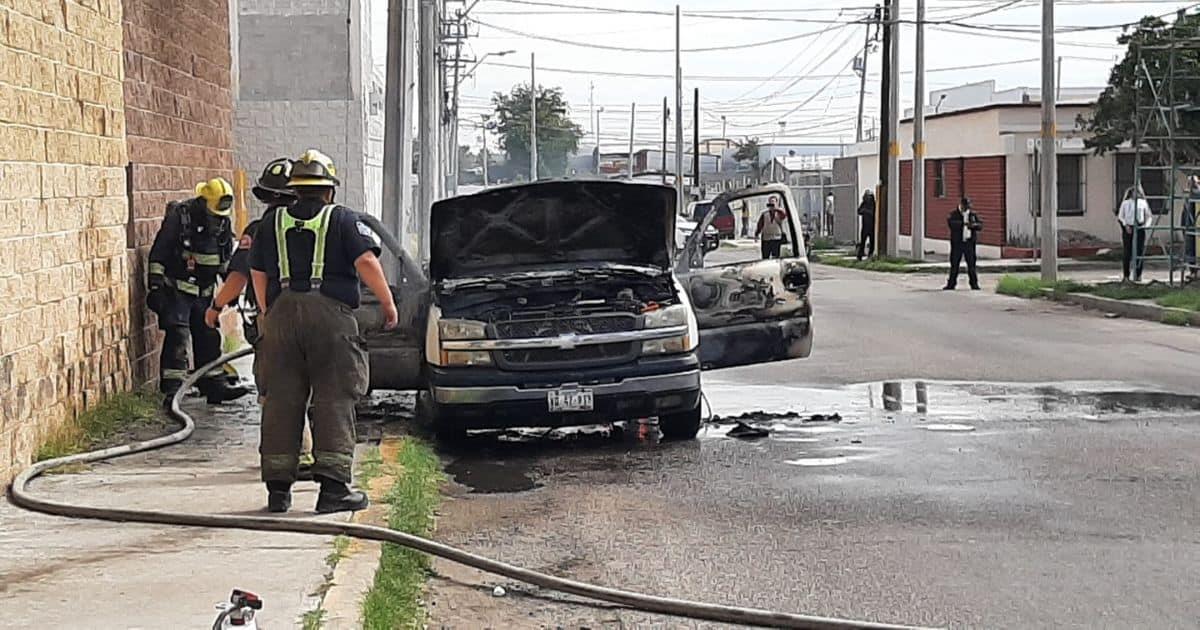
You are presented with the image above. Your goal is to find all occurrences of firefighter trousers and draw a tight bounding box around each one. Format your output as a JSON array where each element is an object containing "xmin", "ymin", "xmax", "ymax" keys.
[
  {"xmin": 155, "ymin": 288, "xmax": 222, "ymax": 394},
  {"xmin": 257, "ymin": 291, "xmax": 368, "ymax": 484}
]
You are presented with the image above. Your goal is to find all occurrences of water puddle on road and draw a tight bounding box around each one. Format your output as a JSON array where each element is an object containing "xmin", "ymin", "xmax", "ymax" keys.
[{"xmin": 700, "ymin": 379, "xmax": 1200, "ymax": 468}]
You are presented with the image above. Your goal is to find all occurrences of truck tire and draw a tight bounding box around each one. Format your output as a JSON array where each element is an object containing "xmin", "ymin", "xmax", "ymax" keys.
[
  {"xmin": 658, "ymin": 405, "xmax": 702, "ymax": 440},
  {"xmin": 416, "ymin": 392, "xmax": 468, "ymax": 443}
]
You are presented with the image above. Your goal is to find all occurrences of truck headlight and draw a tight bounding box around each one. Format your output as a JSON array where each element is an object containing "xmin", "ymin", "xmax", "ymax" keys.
[
  {"xmin": 641, "ymin": 304, "xmax": 697, "ymax": 355},
  {"xmin": 641, "ymin": 335, "xmax": 692, "ymax": 355},
  {"xmin": 441, "ymin": 350, "xmax": 493, "ymax": 367},
  {"xmin": 643, "ymin": 304, "xmax": 689, "ymax": 329},
  {"xmin": 438, "ymin": 319, "xmax": 487, "ymax": 340}
]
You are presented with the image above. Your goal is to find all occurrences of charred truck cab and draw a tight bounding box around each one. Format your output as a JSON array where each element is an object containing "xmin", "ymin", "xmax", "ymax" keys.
[{"xmin": 359, "ymin": 180, "xmax": 813, "ymax": 441}]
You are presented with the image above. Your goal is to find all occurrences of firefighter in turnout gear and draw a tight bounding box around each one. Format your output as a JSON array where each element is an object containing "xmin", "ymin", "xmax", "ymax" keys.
[
  {"xmin": 250, "ymin": 149, "xmax": 399, "ymax": 514},
  {"xmin": 206, "ymin": 159, "xmax": 315, "ymax": 480},
  {"xmin": 148, "ymin": 177, "xmax": 251, "ymax": 405}
]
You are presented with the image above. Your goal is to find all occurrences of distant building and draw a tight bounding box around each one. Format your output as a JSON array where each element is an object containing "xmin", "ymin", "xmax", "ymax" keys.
[
  {"xmin": 233, "ymin": 0, "xmax": 382, "ymax": 217},
  {"xmin": 837, "ymin": 80, "xmax": 1159, "ymax": 258}
]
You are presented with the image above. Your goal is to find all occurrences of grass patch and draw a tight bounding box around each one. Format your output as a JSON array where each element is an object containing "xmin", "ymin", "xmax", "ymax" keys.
[
  {"xmin": 818, "ymin": 255, "xmax": 923, "ymax": 273},
  {"xmin": 1086, "ymin": 282, "xmax": 1173, "ymax": 301},
  {"xmin": 356, "ymin": 446, "xmax": 385, "ymax": 486},
  {"xmin": 994, "ymin": 275, "xmax": 1089, "ymax": 299},
  {"xmin": 1161, "ymin": 310, "xmax": 1192, "ymax": 326},
  {"xmin": 361, "ymin": 439, "xmax": 443, "ymax": 630},
  {"xmin": 808, "ymin": 236, "xmax": 840, "ymax": 251},
  {"xmin": 301, "ymin": 609, "xmax": 326, "ymax": 630},
  {"xmin": 36, "ymin": 389, "xmax": 161, "ymax": 462},
  {"xmin": 326, "ymin": 535, "xmax": 353, "ymax": 568},
  {"xmin": 1156, "ymin": 289, "xmax": 1200, "ymax": 312}
]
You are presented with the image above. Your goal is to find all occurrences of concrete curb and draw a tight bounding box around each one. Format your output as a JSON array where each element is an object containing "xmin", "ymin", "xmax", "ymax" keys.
[
  {"xmin": 313, "ymin": 441, "xmax": 392, "ymax": 629},
  {"xmin": 1040, "ymin": 288, "xmax": 1200, "ymax": 326},
  {"xmin": 815, "ymin": 259, "xmax": 1120, "ymax": 275}
]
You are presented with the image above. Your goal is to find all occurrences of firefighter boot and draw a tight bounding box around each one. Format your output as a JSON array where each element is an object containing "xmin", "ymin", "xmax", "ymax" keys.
[
  {"xmin": 266, "ymin": 481, "xmax": 292, "ymax": 513},
  {"xmin": 199, "ymin": 378, "xmax": 251, "ymax": 405},
  {"xmin": 315, "ymin": 476, "xmax": 369, "ymax": 514}
]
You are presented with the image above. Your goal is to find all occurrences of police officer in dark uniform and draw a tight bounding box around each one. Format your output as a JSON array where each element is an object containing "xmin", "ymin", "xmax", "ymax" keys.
[
  {"xmin": 148, "ymin": 177, "xmax": 251, "ymax": 405},
  {"xmin": 250, "ymin": 149, "xmax": 399, "ymax": 513}
]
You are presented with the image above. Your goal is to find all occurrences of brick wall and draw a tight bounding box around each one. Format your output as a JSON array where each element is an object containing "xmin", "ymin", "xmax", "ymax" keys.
[
  {"xmin": 123, "ymin": 0, "xmax": 234, "ymax": 384},
  {"xmin": 0, "ymin": 0, "xmax": 132, "ymax": 481},
  {"xmin": 900, "ymin": 156, "xmax": 1007, "ymax": 247}
]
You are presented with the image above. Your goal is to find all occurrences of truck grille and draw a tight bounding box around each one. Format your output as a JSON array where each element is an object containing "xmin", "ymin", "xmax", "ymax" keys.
[
  {"xmin": 500, "ymin": 342, "xmax": 637, "ymax": 370},
  {"xmin": 492, "ymin": 314, "xmax": 640, "ymax": 370},
  {"xmin": 492, "ymin": 314, "xmax": 636, "ymax": 339}
]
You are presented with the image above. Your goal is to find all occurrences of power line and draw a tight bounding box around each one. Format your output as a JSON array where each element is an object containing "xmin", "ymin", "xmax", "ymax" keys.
[{"xmin": 470, "ymin": 17, "xmax": 863, "ymax": 53}]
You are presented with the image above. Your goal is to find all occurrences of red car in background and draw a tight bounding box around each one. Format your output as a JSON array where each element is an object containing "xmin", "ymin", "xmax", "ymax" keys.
[{"xmin": 688, "ymin": 200, "xmax": 736, "ymax": 239}]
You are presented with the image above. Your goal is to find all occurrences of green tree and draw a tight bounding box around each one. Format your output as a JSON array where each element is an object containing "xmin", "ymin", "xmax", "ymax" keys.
[
  {"xmin": 733, "ymin": 137, "xmax": 761, "ymax": 166},
  {"xmin": 492, "ymin": 84, "xmax": 584, "ymax": 178},
  {"xmin": 1078, "ymin": 12, "xmax": 1200, "ymax": 163}
]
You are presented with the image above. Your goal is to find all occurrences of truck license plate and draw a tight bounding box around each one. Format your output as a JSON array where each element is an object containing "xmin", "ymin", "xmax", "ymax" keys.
[{"xmin": 547, "ymin": 389, "xmax": 594, "ymax": 413}]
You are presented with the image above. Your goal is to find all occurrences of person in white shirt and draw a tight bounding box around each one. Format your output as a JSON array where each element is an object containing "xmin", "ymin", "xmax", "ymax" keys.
[
  {"xmin": 1117, "ymin": 186, "xmax": 1153, "ymax": 282},
  {"xmin": 755, "ymin": 197, "xmax": 788, "ymax": 259}
]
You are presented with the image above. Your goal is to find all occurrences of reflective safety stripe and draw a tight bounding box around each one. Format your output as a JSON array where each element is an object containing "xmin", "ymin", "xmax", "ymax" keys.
[
  {"xmin": 162, "ymin": 369, "xmax": 189, "ymax": 380},
  {"xmin": 276, "ymin": 205, "xmax": 335, "ymax": 287},
  {"xmin": 161, "ymin": 276, "xmax": 214, "ymax": 297},
  {"xmin": 148, "ymin": 262, "xmax": 166, "ymax": 276},
  {"xmin": 262, "ymin": 454, "xmax": 300, "ymax": 476},
  {"xmin": 181, "ymin": 250, "xmax": 223, "ymax": 266},
  {"xmin": 312, "ymin": 450, "xmax": 354, "ymax": 471}
]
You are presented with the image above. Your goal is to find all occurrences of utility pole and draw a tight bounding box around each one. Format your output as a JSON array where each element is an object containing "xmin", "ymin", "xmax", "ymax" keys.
[
  {"xmin": 886, "ymin": 0, "xmax": 901, "ymax": 257},
  {"xmin": 417, "ymin": 0, "xmax": 440, "ymax": 267},
  {"xmin": 530, "ymin": 52, "xmax": 538, "ymax": 181},
  {"xmin": 480, "ymin": 115, "xmax": 490, "ymax": 186},
  {"xmin": 856, "ymin": 6, "xmax": 880, "ymax": 143},
  {"xmin": 446, "ymin": 7, "xmax": 466, "ymax": 196},
  {"xmin": 381, "ymin": 0, "xmax": 415, "ymax": 280},
  {"xmin": 693, "ymin": 87, "xmax": 700, "ymax": 195},
  {"xmin": 662, "ymin": 97, "xmax": 668, "ymax": 183},
  {"xmin": 1040, "ymin": 0, "xmax": 1058, "ymax": 280},
  {"xmin": 628, "ymin": 102, "xmax": 636, "ymax": 179},
  {"xmin": 595, "ymin": 106, "xmax": 603, "ymax": 174},
  {"xmin": 1056, "ymin": 55, "xmax": 1063, "ymax": 100},
  {"xmin": 719, "ymin": 115, "xmax": 727, "ymax": 172},
  {"xmin": 911, "ymin": 0, "xmax": 925, "ymax": 261},
  {"xmin": 674, "ymin": 5, "xmax": 684, "ymax": 210},
  {"xmin": 876, "ymin": 0, "xmax": 892, "ymax": 258}
]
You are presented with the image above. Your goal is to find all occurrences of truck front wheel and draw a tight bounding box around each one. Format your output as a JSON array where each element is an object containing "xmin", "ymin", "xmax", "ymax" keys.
[{"xmin": 658, "ymin": 405, "xmax": 702, "ymax": 440}]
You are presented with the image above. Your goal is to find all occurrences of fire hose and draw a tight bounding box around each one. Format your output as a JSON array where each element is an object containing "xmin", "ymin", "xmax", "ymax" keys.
[
  {"xmin": 8, "ymin": 348, "xmax": 933, "ymax": 630},
  {"xmin": 10, "ymin": 214, "xmax": 933, "ymax": 629}
]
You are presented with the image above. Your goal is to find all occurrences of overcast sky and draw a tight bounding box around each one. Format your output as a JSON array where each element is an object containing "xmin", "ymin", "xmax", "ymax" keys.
[{"xmin": 371, "ymin": 0, "xmax": 1197, "ymax": 152}]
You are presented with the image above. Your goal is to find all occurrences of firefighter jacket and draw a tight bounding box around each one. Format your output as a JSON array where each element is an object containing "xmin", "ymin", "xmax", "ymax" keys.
[{"xmin": 148, "ymin": 198, "xmax": 234, "ymax": 298}]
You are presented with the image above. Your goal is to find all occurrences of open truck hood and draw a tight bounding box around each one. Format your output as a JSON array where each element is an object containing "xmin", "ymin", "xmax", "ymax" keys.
[{"xmin": 430, "ymin": 180, "xmax": 676, "ymax": 281}]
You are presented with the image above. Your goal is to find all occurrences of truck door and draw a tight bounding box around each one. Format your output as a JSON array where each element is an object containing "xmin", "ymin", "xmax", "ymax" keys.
[
  {"xmin": 355, "ymin": 215, "xmax": 427, "ymax": 391},
  {"xmin": 674, "ymin": 188, "xmax": 813, "ymax": 370}
]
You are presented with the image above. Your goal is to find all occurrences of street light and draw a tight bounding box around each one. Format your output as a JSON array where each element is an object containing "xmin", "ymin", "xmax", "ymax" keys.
[{"xmin": 459, "ymin": 49, "xmax": 517, "ymax": 86}]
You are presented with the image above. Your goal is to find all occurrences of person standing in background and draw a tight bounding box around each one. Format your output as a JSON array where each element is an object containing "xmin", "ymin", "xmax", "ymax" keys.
[
  {"xmin": 944, "ymin": 197, "xmax": 983, "ymax": 291},
  {"xmin": 756, "ymin": 197, "xmax": 787, "ymax": 259},
  {"xmin": 1118, "ymin": 186, "xmax": 1153, "ymax": 283},
  {"xmin": 856, "ymin": 190, "xmax": 876, "ymax": 261}
]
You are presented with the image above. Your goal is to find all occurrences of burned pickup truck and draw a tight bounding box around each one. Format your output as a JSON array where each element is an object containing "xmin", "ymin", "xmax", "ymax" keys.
[{"xmin": 357, "ymin": 179, "xmax": 812, "ymax": 440}]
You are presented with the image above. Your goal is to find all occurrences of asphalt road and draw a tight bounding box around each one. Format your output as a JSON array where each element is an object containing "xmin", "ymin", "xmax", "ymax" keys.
[{"xmin": 422, "ymin": 265, "xmax": 1200, "ymax": 629}]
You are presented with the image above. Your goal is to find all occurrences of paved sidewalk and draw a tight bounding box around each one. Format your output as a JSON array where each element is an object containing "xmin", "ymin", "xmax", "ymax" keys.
[{"xmin": 0, "ymin": 360, "xmax": 345, "ymax": 629}]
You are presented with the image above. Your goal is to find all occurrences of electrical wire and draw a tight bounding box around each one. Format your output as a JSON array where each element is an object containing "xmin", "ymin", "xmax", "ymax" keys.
[{"xmin": 471, "ymin": 17, "xmax": 854, "ymax": 53}]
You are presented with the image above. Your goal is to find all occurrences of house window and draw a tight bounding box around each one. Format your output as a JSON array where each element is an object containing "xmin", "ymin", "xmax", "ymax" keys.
[
  {"xmin": 1057, "ymin": 155, "xmax": 1085, "ymax": 215},
  {"xmin": 933, "ymin": 160, "xmax": 946, "ymax": 198},
  {"xmin": 1115, "ymin": 153, "xmax": 1166, "ymax": 214}
]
